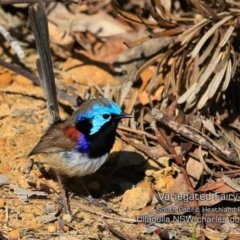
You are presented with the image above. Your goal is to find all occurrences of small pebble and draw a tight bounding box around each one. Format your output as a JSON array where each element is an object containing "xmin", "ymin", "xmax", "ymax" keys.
[
  {"xmin": 62, "ymin": 214, "xmax": 72, "ymax": 223},
  {"xmin": 0, "ymin": 175, "xmax": 10, "ymax": 186},
  {"xmin": 63, "ymin": 225, "xmax": 69, "ymax": 232},
  {"xmin": 8, "ymin": 139, "xmax": 16, "ymax": 146},
  {"xmin": 8, "ymin": 230, "xmax": 20, "ymax": 239},
  {"xmin": 48, "ymin": 224, "xmax": 57, "ymax": 233},
  {"xmin": 13, "ymin": 127, "xmax": 24, "ymax": 134}
]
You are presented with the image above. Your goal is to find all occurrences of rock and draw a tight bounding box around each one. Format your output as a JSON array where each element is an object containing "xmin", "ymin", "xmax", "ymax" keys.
[
  {"xmin": 48, "ymin": 224, "xmax": 57, "ymax": 233},
  {"xmin": 143, "ymin": 159, "xmax": 160, "ymax": 176},
  {"xmin": 121, "ymin": 182, "xmax": 153, "ymax": 210},
  {"xmin": 8, "ymin": 230, "xmax": 20, "ymax": 239},
  {"xmin": 63, "ymin": 225, "xmax": 69, "ymax": 232},
  {"xmin": 154, "ymin": 167, "xmax": 176, "ymax": 192},
  {"xmin": 140, "ymin": 156, "xmax": 170, "ymax": 177},
  {"xmin": 62, "ymin": 214, "xmax": 72, "ymax": 223}
]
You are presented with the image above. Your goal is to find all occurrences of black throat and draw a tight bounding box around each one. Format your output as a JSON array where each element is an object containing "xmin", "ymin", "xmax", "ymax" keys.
[{"xmin": 75, "ymin": 118, "xmax": 120, "ymax": 158}]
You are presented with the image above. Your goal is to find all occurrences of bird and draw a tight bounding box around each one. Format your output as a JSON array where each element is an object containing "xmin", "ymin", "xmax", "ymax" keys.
[
  {"xmin": 29, "ymin": 98, "xmax": 132, "ymax": 212},
  {"xmin": 28, "ymin": 3, "xmax": 132, "ymax": 213},
  {"xmin": 29, "ymin": 98, "xmax": 132, "ymax": 178}
]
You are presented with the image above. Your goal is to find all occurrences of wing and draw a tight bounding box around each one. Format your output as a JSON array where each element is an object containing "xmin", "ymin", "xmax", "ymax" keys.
[{"xmin": 29, "ymin": 123, "xmax": 76, "ymax": 156}]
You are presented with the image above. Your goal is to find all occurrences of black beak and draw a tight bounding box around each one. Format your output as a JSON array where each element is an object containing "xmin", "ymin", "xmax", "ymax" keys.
[{"xmin": 117, "ymin": 112, "xmax": 133, "ymax": 119}]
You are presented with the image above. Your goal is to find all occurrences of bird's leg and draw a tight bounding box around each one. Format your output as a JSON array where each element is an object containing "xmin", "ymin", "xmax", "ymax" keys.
[{"xmin": 55, "ymin": 172, "xmax": 71, "ymax": 214}]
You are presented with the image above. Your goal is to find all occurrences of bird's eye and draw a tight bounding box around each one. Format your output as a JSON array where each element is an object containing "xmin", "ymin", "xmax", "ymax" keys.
[{"xmin": 101, "ymin": 113, "xmax": 110, "ymax": 119}]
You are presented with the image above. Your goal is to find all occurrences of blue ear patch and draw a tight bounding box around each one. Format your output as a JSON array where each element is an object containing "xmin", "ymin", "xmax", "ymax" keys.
[
  {"xmin": 77, "ymin": 99, "xmax": 122, "ymax": 135},
  {"xmin": 90, "ymin": 114, "xmax": 110, "ymax": 135}
]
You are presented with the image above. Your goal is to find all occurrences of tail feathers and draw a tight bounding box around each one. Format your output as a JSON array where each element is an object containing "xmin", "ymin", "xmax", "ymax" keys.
[{"xmin": 29, "ymin": 3, "xmax": 60, "ymax": 123}]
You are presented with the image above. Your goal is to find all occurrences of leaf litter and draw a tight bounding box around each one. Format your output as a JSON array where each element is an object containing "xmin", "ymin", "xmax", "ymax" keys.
[{"xmin": 1, "ymin": 0, "xmax": 240, "ymax": 239}]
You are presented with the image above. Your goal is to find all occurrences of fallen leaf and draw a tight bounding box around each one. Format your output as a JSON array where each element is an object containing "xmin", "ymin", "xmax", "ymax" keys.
[
  {"xmin": 186, "ymin": 157, "xmax": 204, "ymax": 187},
  {"xmin": 202, "ymin": 229, "xmax": 240, "ymax": 240},
  {"xmin": 138, "ymin": 91, "xmax": 156, "ymax": 105}
]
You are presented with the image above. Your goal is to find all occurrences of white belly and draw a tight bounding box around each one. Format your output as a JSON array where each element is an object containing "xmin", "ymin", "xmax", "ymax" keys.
[{"xmin": 56, "ymin": 151, "xmax": 108, "ymax": 177}]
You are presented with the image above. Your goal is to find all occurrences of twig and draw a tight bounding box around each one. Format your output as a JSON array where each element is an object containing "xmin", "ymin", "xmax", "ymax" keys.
[
  {"xmin": 151, "ymin": 108, "xmax": 240, "ymax": 164},
  {"xmin": 0, "ymin": 0, "xmax": 79, "ymax": 5},
  {"xmin": 140, "ymin": 108, "xmax": 149, "ymax": 147},
  {"xmin": 199, "ymin": 147, "xmax": 240, "ymax": 192},
  {"xmin": 151, "ymin": 121, "xmax": 196, "ymax": 195},
  {"xmin": 70, "ymin": 199, "xmax": 136, "ymax": 223},
  {"xmin": 117, "ymin": 125, "xmax": 156, "ymax": 140},
  {"xmin": 117, "ymin": 129, "xmax": 173, "ymax": 160}
]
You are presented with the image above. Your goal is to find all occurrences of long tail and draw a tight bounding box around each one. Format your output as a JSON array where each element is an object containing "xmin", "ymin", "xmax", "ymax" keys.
[{"xmin": 29, "ymin": 3, "xmax": 60, "ymax": 124}]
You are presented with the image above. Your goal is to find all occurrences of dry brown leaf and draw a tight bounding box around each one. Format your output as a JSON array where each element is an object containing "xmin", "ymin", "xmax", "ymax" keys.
[
  {"xmin": 207, "ymin": 64, "xmax": 228, "ymax": 99},
  {"xmin": 137, "ymin": 205, "xmax": 155, "ymax": 235},
  {"xmin": 203, "ymin": 211, "xmax": 228, "ymax": 230},
  {"xmin": 138, "ymin": 91, "xmax": 156, "ymax": 105},
  {"xmin": 94, "ymin": 37, "xmax": 128, "ymax": 64},
  {"xmin": 222, "ymin": 60, "xmax": 232, "ymax": 91},
  {"xmin": 119, "ymin": 81, "xmax": 132, "ymax": 106},
  {"xmin": 198, "ymin": 178, "xmax": 237, "ymax": 193},
  {"xmin": 202, "ymin": 229, "xmax": 240, "ymax": 240},
  {"xmin": 191, "ymin": 15, "xmax": 233, "ymax": 58},
  {"xmin": 200, "ymin": 115, "xmax": 219, "ymax": 137},
  {"xmin": 112, "ymin": 0, "xmax": 158, "ymax": 27},
  {"xmin": 139, "ymin": 68, "xmax": 154, "ymax": 92},
  {"xmin": 58, "ymin": 13, "xmax": 131, "ymax": 37},
  {"xmin": 219, "ymin": 26, "xmax": 235, "ymax": 48},
  {"xmin": 194, "ymin": 48, "xmax": 222, "ymax": 94},
  {"xmin": 180, "ymin": 18, "xmax": 210, "ymax": 45},
  {"xmin": 186, "ymin": 157, "xmax": 204, "ymax": 188},
  {"xmin": 213, "ymin": 183, "xmax": 238, "ymax": 193},
  {"xmin": 178, "ymin": 82, "xmax": 197, "ymax": 104},
  {"xmin": 198, "ymin": 30, "xmax": 219, "ymax": 65},
  {"xmin": 48, "ymin": 22, "xmax": 74, "ymax": 50},
  {"xmin": 197, "ymin": 62, "xmax": 227, "ymax": 109}
]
